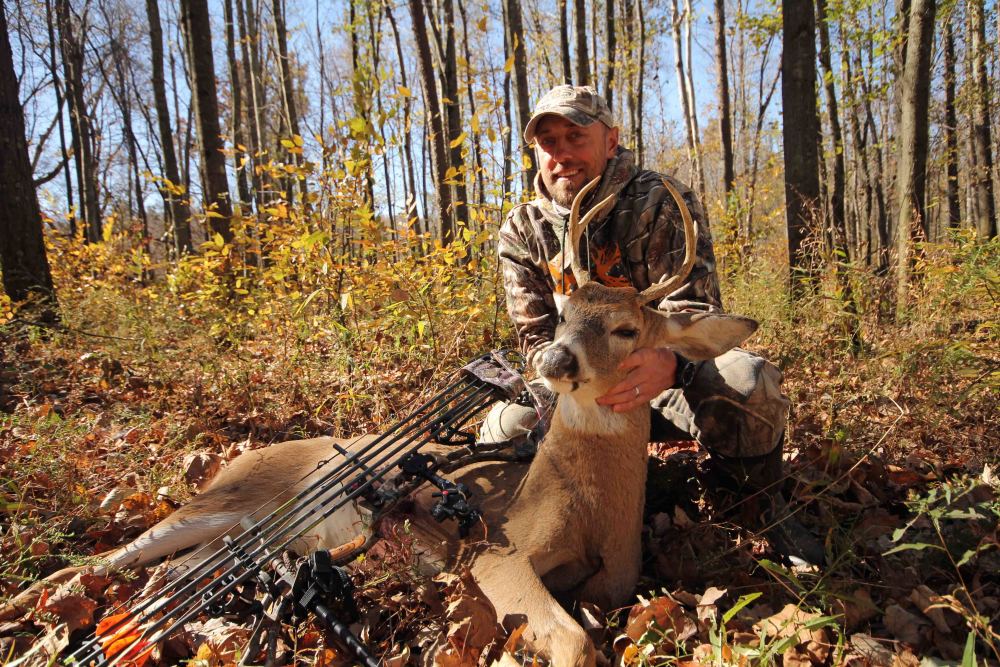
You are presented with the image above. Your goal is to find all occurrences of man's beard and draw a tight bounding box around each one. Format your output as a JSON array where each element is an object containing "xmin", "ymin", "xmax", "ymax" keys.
[{"xmin": 546, "ymin": 177, "xmax": 581, "ymax": 208}]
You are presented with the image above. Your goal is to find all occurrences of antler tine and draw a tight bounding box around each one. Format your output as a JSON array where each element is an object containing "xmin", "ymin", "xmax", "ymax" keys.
[
  {"xmin": 566, "ymin": 177, "xmax": 616, "ymax": 287},
  {"xmin": 638, "ymin": 177, "xmax": 699, "ymax": 305}
]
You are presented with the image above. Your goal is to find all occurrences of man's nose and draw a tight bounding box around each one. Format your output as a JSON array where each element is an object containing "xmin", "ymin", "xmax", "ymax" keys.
[{"xmin": 546, "ymin": 139, "xmax": 571, "ymax": 162}]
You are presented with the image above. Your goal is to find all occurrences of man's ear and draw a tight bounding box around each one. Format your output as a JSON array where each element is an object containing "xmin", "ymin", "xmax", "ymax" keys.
[
  {"xmin": 605, "ymin": 126, "xmax": 619, "ymax": 158},
  {"xmin": 553, "ymin": 291, "xmax": 569, "ymax": 315}
]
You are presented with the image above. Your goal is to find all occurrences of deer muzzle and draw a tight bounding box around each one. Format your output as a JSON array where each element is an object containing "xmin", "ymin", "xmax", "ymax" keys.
[{"xmin": 536, "ymin": 344, "xmax": 581, "ymax": 391}]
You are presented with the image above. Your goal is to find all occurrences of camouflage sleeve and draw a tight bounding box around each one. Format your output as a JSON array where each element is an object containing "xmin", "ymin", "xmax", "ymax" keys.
[
  {"xmin": 641, "ymin": 175, "xmax": 724, "ymax": 313},
  {"xmin": 498, "ymin": 206, "xmax": 558, "ymax": 365}
]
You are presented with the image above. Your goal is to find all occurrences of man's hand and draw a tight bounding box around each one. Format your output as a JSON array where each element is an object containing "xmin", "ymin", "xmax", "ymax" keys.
[{"xmin": 596, "ymin": 348, "xmax": 677, "ymax": 412}]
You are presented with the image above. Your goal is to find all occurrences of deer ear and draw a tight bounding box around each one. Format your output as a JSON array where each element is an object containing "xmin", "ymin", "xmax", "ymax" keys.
[
  {"xmin": 653, "ymin": 310, "xmax": 759, "ymax": 360},
  {"xmin": 553, "ymin": 291, "xmax": 569, "ymax": 315}
]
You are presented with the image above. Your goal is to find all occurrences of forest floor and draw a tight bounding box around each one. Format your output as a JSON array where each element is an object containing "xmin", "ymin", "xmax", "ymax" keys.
[{"xmin": 0, "ymin": 236, "xmax": 997, "ymax": 666}]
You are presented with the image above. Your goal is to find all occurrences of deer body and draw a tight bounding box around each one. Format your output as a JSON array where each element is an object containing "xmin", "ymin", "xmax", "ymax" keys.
[{"xmin": 7, "ymin": 178, "xmax": 759, "ymax": 667}]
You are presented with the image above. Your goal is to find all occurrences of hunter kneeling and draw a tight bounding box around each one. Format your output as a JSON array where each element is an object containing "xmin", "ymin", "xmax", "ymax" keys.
[{"xmin": 482, "ymin": 84, "xmax": 825, "ymax": 567}]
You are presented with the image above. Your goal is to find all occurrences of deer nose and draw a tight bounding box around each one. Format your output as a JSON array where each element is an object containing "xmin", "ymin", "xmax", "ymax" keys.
[{"xmin": 537, "ymin": 344, "xmax": 579, "ymax": 379}]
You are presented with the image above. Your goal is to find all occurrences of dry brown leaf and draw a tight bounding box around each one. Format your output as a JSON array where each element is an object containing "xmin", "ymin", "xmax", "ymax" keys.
[
  {"xmin": 907, "ymin": 585, "xmax": 953, "ymax": 633},
  {"xmin": 503, "ymin": 621, "xmax": 527, "ymax": 653},
  {"xmin": 190, "ymin": 617, "xmax": 252, "ymax": 666},
  {"xmin": 883, "ymin": 604, "xmax": 925, "ymax": 647},
  {"xmin": 837, "ymin": 587, "xmax": 880, "ymax": 630},
  {"xmin": 99, "ymin": 486, "xmax": 135, "ymax": 513},
  {"xmin": 755, "ymin": 603, "xmax": 831, "ymax": 664},
  {"xmin": 434, "ymin": 644, "xmax": 479, "ymax": 667},
  {"xmin": 849, "ymin": 633, "xmax": 894, "ymax": 666},
  {"xmin": 619, "ymin": 595, "xmax": 696, "ymax": 651},
  {"xmin": 38, "ymin": 586, "xmax": 97, "ymax": 632},
  {"xmin": 697, "ymin": 587, "xmax": 727, "ymax": 624},
  {"xmin": 439, "ymin": 568, "xmax": 500, "ymax": 652},
  {"xmin": 183, "ymin": 451, "xmax": 223, "ymax": 489}
]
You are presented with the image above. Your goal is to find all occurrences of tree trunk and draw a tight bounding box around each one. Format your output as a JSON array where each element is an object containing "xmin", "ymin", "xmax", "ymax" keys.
[
  {"xmin": 409, "ymin": 0, "xmax": 452, "ymax": 241},
  {"xmin": 815, "ymin": 0, "xmax": 848, "ymax": 255},
  {"xmin": 968, "ymin": 0, "xmax": 997, "ymax": 239},
  {"xmin": 179, "ymin": 0, "xmax": 233, "ymax": 241},
  {"xmin": 369, "ymin": 2, "xmax": 396, "ymax": 237},
  {"xmin": 105, "ymin": 34, "xmax": 149, "ymax": 244},
  {"xmin": 505, "ymin": 0, "xmax": 535, "ymax": 192},
  {"xmin": 223, "ymin": 0, "xmax": 252, "ymax": 212},
  {"xmin": 559, "ymin": 0, "xmax": 571, "ymax": 84},
  {"xmin": 442, "ymin": 0, "xmax": 468, "ymax": 229},
  {"xmin": 843, "ymin": 48, "xmax": 873, "ymax": 263},
  {"xmin": 671, "ymin": 0, "xmax": 703, "ymax": 197},
  {"xmin": 457, "ymin": 0, "xmax": 486, "ymax": 211},
  {"xmin": 235, "ymin": 0, "xmax": 265, "ymax": 215},
  {"xmin": 0, "ymin": 4, "xmax": 57, "ymax": 320},
  {"xmin": 635, "ymin": 0, "xmax": 644, "ymax": 167},
  {"xmin": 574, "ymin": 0, "xmax": 589, "ymax": 84},
  {"xmin": 942, "ymin": 13, "xmax": 960, "ymax": 232},
  {"xmin": 56, "ymin": 0, "xmax": 100, "ymax": 243},
  {"xmin": 893, "ymin": 0, "xmax": 936, "ymax": 315},
  {"xmin": 682, "ymin": 0, "xmax": 705, "ymax": 199},
  {"xmin": 273, "ymin": 0, "xmax": 304, "ymax": 207},
  {"xmin": 385, "ymin": 0, "xmax": 421, "ymax": 234},
  {"xmin": 501, "ymin": 0, "xmax": 514, "ymax": 197},
  {"xmin": 713, "ymin": 0, "xmax": 734, "ymax": 198},
  {"xmin": 781, "ymin": 0, "xmax": 821, "ymax": 292},
  {"xmin": 147, "ymin": 0, "xmax": 192, "ymax": 254},
  {"xmin": 43, "ymin": 0, "xmax": 74, "ymax": 237},
  {"xmin": 603, "ymin": 0, "xmax": 615, "ymax": 109}
]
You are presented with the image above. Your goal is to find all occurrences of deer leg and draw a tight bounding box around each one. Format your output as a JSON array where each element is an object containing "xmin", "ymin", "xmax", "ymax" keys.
[{"xmin": 472, "ymin": 551, "xmax": 596, "ymax": 667}]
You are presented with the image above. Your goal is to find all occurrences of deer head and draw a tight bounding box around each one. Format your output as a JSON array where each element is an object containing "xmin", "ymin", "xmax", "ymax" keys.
[{"xmin": 537, "ymin": 176, "xmax": 758, "ymax": 401}]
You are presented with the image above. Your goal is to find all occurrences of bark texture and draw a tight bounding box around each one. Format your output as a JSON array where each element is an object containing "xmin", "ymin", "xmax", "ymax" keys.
[
  {"xmin": 179, "ymin": 0, "xmax": 234, "ymax": 241},
  {"xmin": 781, "ymin": 0, "xmax": 821, "ymax": 289},
  {"xmin": 893, "ymin": 0, "xmax": 936, "ymax": 314},
  {"xmin": 0, "ymin": 4, "xmax": 57, "ymax": 318}
]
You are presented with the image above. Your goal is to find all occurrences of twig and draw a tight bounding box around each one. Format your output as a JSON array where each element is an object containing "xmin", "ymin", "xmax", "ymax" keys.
[{"xmin": 6, "ymin": 316, "xmax": 139, "ymax": 342}]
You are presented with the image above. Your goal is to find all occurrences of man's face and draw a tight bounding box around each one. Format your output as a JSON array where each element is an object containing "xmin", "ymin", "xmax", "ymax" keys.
[{"xmin": 534, "ymin": 116, "xmax": 619, "ymax": 208}]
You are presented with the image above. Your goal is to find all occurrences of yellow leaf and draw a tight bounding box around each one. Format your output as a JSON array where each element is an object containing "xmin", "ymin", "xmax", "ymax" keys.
[
  {"xmin": 503, "ymin": 54, "xmax": 515, "ymax": 73},
  {"xmin": 280, "ymin": 138, "xmax": 295, "ymax": 149},
  {"xmin": 521, "ymin": 153, "xmax": 533, "ymax": 170},
  {"xmin": 476, "ymin": 16, "xmax": 487, "ymax": 31},
  {"xmin": 213, "ymin": 233, "xmax": 224, "ymax": 246},
  {"xmin": 471, "ymin": 114, "xmax": 480, "ymax": 133},
  {"xmin": 293, "ymin": 134, "xmax": 304, "ymax": 146},
  {"xmin": 449, "ymin": 132, "xmax": 467, "ymax": 148},
  {"xmin": 398, "ymin": 85, "xmax": 412, "ymax": 97}
]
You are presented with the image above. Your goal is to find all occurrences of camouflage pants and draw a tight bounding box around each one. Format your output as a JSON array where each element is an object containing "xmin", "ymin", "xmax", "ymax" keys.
[{"xmin": 479, "ymin": 348, "xmax": 789, "ymax": 467}]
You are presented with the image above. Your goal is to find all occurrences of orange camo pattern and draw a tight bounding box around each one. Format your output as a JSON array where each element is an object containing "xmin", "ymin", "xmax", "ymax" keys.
[{"xmin": 547, "ymin": 243, "xmax": 631, "ymax": 294}]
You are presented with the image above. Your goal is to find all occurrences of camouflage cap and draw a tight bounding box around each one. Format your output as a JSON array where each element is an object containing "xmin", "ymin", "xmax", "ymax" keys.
[{"xmin": 523, "ymin": 85, "xmax": 615, "ymax": 143}]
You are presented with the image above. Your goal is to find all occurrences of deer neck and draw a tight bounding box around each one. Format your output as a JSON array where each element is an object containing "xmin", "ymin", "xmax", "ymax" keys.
[{"xmin": 551, "ymin": 393, "xmax": 649, "ymax": 443}]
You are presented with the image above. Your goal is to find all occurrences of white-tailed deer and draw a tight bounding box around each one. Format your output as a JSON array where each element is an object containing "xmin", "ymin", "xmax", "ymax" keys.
[{"xmin": 5, "ymin": 177, "xmax": 757, "ymax": 667}]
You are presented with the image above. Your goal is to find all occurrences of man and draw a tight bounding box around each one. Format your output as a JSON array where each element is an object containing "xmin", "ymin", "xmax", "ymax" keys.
[{"xmin": 484, "ymin": 85, "xmax": 823, "ymax": 565}]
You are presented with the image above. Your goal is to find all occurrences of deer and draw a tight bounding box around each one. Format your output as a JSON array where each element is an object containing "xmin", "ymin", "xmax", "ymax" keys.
[{"xmin": 3, "ymin": 177, "xmax": 758, "ymax": 667}]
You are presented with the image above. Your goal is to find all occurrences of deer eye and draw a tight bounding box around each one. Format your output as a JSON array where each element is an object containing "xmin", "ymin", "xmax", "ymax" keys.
[{"xmin": 612, "ymin": 328, "xmax": 638, "ymax": 339}]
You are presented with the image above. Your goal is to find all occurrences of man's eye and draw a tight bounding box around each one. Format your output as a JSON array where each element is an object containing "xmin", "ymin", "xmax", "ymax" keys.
[
  {"xmin": 612, "ymin": 328, "xmax": 638, "ymax": 339},
  {"xmin": 557, "ymin": 314, "xmax": 566, "ymax": 324}
]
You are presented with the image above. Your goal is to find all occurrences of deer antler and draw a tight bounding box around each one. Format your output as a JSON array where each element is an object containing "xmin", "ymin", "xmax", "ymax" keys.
[
  {"xmin": 638, "ymin": 177, "xmax": 698, "ymax": 305},
  {"xmin": 564, "ymin": 177, "xmax": 617, "ymax": 287}
]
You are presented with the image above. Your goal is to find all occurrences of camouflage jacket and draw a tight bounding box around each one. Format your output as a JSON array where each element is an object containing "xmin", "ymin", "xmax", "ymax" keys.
[{"xmin": 499, "ymin": 147, "xmax": 722, "ymax": 363}]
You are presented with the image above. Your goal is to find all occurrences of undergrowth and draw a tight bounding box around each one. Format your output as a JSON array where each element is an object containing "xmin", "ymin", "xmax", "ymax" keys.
[{"xmin": 0, "ymin": 213, "xmax": 997, "ymax": 663}]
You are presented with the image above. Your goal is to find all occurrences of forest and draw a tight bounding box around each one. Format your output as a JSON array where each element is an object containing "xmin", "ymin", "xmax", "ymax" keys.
[{"xmin": 0, "ymin": 0, "xmax": 998, "ymax": 663}]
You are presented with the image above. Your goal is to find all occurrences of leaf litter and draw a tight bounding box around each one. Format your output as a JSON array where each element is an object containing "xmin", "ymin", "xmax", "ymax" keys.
[{"xmin": 1, "ymin": 295, "xmax": 998, "ymax": 665}]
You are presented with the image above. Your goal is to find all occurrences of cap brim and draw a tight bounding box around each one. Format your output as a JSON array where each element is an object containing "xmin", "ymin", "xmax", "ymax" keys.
[{"xmin": 523, "ymin": 108, "xmax": 598, "ymax": 144}]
